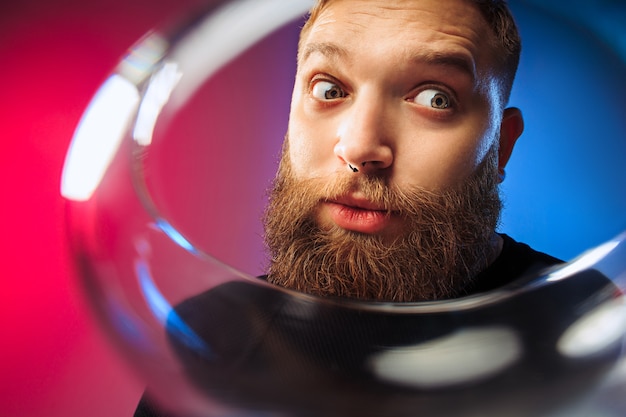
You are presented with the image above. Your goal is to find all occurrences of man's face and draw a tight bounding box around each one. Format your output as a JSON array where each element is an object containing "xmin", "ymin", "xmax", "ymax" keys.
[
  {"xmin": 264, "ymin": 0, "xmax": 520, "ymax": 301},
  {"xmin": 288, "ymin": 0, "xmax": 504, "ymax": 237}
]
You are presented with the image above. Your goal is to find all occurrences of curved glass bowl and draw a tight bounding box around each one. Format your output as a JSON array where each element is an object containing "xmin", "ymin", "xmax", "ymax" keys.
[{"xmin": 61, "ymin": 1, "xmax": 626, "ymax": 416}]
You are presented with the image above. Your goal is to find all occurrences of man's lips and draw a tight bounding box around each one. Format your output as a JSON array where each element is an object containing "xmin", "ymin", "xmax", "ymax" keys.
[
  {"xmin": 331, "ymin": 195, "xmax": 388, "ymax": 211},
  {"xmin": 324, "ymin": 196, "xmax": 392, "ymax": 234}
]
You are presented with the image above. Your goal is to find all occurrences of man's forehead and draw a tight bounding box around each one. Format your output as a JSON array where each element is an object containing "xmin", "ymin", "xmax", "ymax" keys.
[
  {"xmin": 300, "ymin": 0, "xmax": 494, "ymax": 76},
  {"xmin": 309, "ymin": 0, "xmax": 486, "ymax": 31}
]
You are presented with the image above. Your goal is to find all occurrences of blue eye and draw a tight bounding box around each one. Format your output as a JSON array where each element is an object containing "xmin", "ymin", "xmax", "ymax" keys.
[
  {"xmin": 414, "ymin": 89, "xmax": 451, "ymax": 109},
  {"xmin": 311, "ymin": 80, "xmax": 346, "ymax": 100}
]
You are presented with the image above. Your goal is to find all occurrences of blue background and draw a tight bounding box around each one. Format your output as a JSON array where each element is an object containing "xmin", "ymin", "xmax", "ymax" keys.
[{"xmin": 500, "ymin": 0, "xmax": 626, "ymax": 260}]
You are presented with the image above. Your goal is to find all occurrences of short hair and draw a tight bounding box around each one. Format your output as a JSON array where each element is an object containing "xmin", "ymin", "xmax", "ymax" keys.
[{"xmin": 298, "ymin": 0, "xmax": 522, "ymax": 104}]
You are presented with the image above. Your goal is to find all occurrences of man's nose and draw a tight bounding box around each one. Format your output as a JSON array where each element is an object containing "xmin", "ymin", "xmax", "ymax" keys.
[{"xmin": 333, "ymin": 96, "xmax": 394, "ymax": 174}]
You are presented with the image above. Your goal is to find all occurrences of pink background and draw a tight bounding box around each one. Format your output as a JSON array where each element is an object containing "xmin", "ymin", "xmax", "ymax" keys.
[{"xmin": 0, "ymin": 1, "xmax": 203, "ymax": 416}]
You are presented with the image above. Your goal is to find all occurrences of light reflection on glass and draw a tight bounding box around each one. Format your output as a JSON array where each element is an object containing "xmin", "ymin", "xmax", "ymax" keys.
[
  {"xmin": 60, "ymin": 1, "xmax": 626, "ymax": 415},
  {"xmin": 60, "ymin": 75, "xmax": 139, "ymax": 201}
]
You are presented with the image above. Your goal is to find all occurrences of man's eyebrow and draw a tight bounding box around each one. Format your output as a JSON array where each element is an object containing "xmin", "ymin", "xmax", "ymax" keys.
[
  {"xmin": 412, "ymin": 50, "xmax": 477, "ymax": 80},
  {"xmin": 299, "ymin": 42, "xmax": 476, "ymax": 80},
  {"xmin": 299, "ymin": 42, "xmax": 349, "ymax": 64}
]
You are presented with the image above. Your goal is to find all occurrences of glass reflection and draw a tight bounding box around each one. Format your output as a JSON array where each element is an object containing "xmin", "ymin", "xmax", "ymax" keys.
[{"xmin": 61, "ymin": 0, "xmax": 626, "ymax": 416}]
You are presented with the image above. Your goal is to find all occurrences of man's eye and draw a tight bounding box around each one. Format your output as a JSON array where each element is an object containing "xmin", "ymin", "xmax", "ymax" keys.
[
  {"xmin": 414, "ymin": 89, "xmax": 451, "ymax": 109},
  {"xmin": 311, "ymin": 80, "xmax": 346, "ymax": 100}
]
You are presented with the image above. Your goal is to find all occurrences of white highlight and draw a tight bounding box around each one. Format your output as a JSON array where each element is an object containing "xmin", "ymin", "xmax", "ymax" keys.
[
  {"xmin": 369, "ymin": 326, "xmax": 521, "ymax": 388},
  {"xmin": 547, "ymin": 239, "xmax": 620, "ymax": 282},
  {"xmin": 133, "ymin": 62, "xmax": 182, "ymax": 146},
  {"xmin": 61, "ymin": 75, "xmax": 139, "ymax": 201},
  {"xmin": 558, "ymin": 298, "xmax": 626, "ymax": 358}
]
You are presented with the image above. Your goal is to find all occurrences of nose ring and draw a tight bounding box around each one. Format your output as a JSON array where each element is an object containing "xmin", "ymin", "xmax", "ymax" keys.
[{"xmin": 348, "ymin": 161, "xmax": 367, "ymax": 173}]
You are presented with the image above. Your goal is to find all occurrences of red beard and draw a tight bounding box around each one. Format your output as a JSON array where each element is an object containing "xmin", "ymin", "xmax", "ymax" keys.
[{"xmin": 263, "ymin": 144, "xmax": 502, "ymax": 302}]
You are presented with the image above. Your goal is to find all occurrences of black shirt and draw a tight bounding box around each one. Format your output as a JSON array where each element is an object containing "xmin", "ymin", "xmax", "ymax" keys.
[{"xmin": 468, "ymin": 233, "xmax": 563, "ymax": 294}]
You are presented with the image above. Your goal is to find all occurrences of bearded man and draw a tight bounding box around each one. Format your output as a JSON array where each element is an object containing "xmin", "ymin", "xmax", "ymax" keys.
[{"xmin": 264, "ymin": 0, "xmax": 560, "ymax": 301}]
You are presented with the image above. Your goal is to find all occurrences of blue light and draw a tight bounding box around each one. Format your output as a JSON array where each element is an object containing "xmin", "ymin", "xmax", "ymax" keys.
[
  {"xmin": 136, "ymin": 258, "xmax": 212, "ymax": 356},
  {"xmin": 154, "ymin": 218, "xmax": 199, "ymax": 255}
]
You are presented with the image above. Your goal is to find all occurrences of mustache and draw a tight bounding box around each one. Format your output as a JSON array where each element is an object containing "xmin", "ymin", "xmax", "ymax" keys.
[{"xmin": 276, "ymin": 169, "xmax": 463, "ymax": 219}]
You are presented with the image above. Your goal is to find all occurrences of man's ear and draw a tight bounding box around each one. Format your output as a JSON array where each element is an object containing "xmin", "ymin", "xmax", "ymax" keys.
[{"xmin": 498, "ymin": 107, "xmax": 524, "ymax": 180}]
